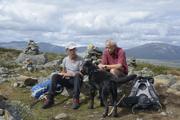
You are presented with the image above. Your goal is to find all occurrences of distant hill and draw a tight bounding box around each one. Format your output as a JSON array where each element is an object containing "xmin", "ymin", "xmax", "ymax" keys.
[
  {"xmin": 0, "ymin": 41, "xmax": 87, "ymax": 53},
  {"xmin": 126, "ymin": 43, "xmax": 180, "ymax": 60},
  {"xmin": 1, "ymin": 41, "xmax": 180, "ymax": 60}
]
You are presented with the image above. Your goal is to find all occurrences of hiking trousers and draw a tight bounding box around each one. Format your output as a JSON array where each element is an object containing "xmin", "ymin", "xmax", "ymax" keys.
[{"xmin": 48, "ymin": 73, "xmax": 83, "ymax": 100}]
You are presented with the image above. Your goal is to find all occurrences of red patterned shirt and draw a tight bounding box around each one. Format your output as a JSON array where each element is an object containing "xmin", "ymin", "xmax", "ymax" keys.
[{"xmin": 101, "ymin": 47, "xmax": 128, "ymax": 74}]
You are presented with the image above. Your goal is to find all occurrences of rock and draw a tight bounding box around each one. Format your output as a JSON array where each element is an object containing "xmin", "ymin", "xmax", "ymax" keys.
[
  {"xmin": 154, "ymin": 74, "xmax": 177, "ymax": 87},
  {"xmin": 12, "ymin": 81, "xmax": 24, "ymax": 88},
  {"xmin": 0, "ymin": 67, "xmax": 8, "ymax": 74},
  {"xmin": 16, "ymin": 53, "xmax": 48, "ymax": 65},
  {"xmin": 129, "ymin": 67, "xmax": 154, "ymax": 77},
  {"xmin": 15, "ymin": 75, "xmax": 29, "ymax": 81},
  {"xmin": 0, "ymin": 95, "xmax": 7, "ymax": 101},
  {"xmin": 24, "ymin": 40, "xmax": 40, "ymax": 55},
  {"xmin": 13, "ymin": 75, "xmax": 38, "ymax": 87},
  {"xmin": 37, "ymin": 76, "xmax": 50, "ymax": 83},
  {"xmin": 4, "ymin": 110, "xmax": 14, "ymax": 120},
  {"xmin": 12, "ymin": 76, "xmax": 38, "ymax": 88},
  {"xmin": 0, "ymin": 67, "xmax": 9, "ymax": 83},
  {"xmin": 136, "ymin": 118, "xmax": 143, "ymax": 120},
  {"xmin": 61, "ymin": 88, "xmax": 70, "ymax": 97},
  {"xmin": 170, "ymin": 81, "xmax": 180, "ymax": 91},
  {"xmin": 43, "ymin": 60, "xmax": 62, "ymax": 69},
  {"xmin": 3, "ymin": 100, "xmax": 34, "ymax": 120},
  {"xmin": 128, "ymin": 66, "xmax": 135, "ymax": 75},
  {"xmin": 0, "ymin": 116, "xmax": 5, "ymax": 120},
  {"xmin": 87, "ymin": 115, "xmax": 94, "ymax": 118},
  {"xmin": 54, "ymin": 113, "xmax": 68, "ymax": 120},
  {"xmin": 61, "ymin": 88, "xmax": 73, "ymax": 97},
  {"xmin": 160, "ymin": 112, "xmax": 167, "ymax": 116},
  {"xmin": 167, "ymin": 88, "xmax": 180, "ymax": 96},
  {"xmin": 13, "ymin": 82, "xmax": 20, "ymax": 88},
  {"xmin": 34, "ymin": 65, "xmax": 44, "ymax": 70},
  {"xmin": 24, "ymin": 78, "xmax": 38, "ymax": 86},
  {"xmin": 139, "ymin": 67, "xmax": 154, "ymax": 77},
  {"xmin": 0, "ymin": 109, "xmax": 4, "ymax": 116}
]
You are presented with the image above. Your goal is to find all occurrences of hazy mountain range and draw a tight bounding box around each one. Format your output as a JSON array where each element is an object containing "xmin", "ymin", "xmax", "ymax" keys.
[
  {"xmin": 0, "ymin": 41, "xmax": 180, "ymax": 60},
  {"xmin": 126, "ymin": 43, "xmax": 180, "ymax": 60}
]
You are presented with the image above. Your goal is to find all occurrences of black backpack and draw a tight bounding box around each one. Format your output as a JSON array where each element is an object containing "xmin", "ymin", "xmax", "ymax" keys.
[{"xmin": 120, "ymin": 76, "xmax": 162, "ymax": 113}]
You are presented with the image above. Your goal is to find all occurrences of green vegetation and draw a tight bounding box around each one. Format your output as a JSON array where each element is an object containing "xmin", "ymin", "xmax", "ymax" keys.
[
  {"xmin": 45, "ymin": 52, "xmax": 66, "ymax": 62},
  {"xmin": 135, "ymin": 62, "xmax": 169, "ymax": 75},
  {"xmin": 135, "ymin": 62, "xmax": 180, "ymax": 75},
  {"xmin": 0, "ymin": 47, "xmax": 21, "ymax": 54},
  {"xmin": 1, "ymin": 47, "xmax": 180, "ymax": 119},
  {"xmin": 0, "ymin": 47, "xmax": 21, "ymax": 68}
]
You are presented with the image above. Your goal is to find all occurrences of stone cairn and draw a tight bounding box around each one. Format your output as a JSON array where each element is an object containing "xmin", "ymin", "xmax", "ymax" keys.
[{"xmin": 24, "ymin": 40, "xmax": 39, "ymax": 55}]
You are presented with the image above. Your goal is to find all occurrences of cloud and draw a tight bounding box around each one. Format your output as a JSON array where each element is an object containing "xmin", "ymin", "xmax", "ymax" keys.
[{"xmin": 0, "ymin": 0, "xmax": 180, "ymax": 48}]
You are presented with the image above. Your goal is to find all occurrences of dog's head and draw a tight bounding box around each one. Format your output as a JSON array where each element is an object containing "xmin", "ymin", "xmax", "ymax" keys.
[{"xmin": 81, "ymin": 59, "xmax": 98, "ymax": 75}]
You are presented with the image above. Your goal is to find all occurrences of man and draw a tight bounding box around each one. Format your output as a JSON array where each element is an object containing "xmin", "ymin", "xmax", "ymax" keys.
[
  {"xmin": 42, "ymin": 43, "xmax": 83, "ymax": 109},
  {"xmin": 98, "ymin": 39, "xmax": 128, "ymax": 77}
]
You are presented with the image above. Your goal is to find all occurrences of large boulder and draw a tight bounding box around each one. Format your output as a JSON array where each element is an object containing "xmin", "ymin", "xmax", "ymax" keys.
[
  {"xmin": 154, "ymin": 74, "xmax": 180, "ymax": 106},
  {"xmin": 16, "ymin": 53, "xmax": 48, "ymax": 65},
  {"xmin": 43, "ymin": 59, "xmax": 62, "ymax": 69},
  {"xmin": 167, "ymin": 80, "xmax": 180, "ymax": 98},
  {"xmin": 12, "ymin": 75, "xmax": 38, "ymax": 87},
  {"xmin": 154, "ymin": 74, "xmax": 177, "ymax": 87},
  {"xmin": 0, "ymin": 100, "xmax": 34, "ymax": 120}
]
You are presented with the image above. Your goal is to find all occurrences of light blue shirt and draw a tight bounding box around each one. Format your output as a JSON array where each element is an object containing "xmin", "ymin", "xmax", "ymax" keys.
[{"xmin": 62, "ymin": 56, "xmax": 83, "ymax": 75}]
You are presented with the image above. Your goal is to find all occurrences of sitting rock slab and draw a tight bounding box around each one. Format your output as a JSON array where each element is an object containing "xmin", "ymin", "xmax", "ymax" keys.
[{"xmin": 16, "ymin": 53, "xmax": 48, "ymax": 65}]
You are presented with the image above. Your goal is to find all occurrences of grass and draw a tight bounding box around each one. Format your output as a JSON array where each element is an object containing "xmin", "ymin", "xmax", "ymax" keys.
[
  {"xmin": 0, "ymin": 47, "xmax": 21, "ymax": 68},
  {"xmin": 1, "ymin": 47, "xmax": 180, "ymax": 119},
  {"xmin": 0, "ymin": 47, "xmax": 21, "ymax": 54},
  {"xmin": 0, "ymin": 81, "xmax": 104, "ymax": 120},
  {"xmin": 45, "ymin": 52, "xmax": 66, "ymax": 62},
  {"xmin": 18, "ymin": 69, "xmax": 53, "ymax": 78},
  {"xmin": 135, "ymin": 62, "xmax": 180, "ymax": 75},
  {"xmin": 1, "ymin": 79, "xmax": 180, "ymax": 120}
]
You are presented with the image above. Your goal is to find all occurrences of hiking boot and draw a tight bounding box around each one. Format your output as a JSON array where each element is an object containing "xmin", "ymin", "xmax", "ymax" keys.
[
  {"xmin": 42, "ymin": 99, "xmax": 54, "ymax": 109},
  {"xmin": 72, "ymin": 99, "xmax": 80, "ymax": 109}
]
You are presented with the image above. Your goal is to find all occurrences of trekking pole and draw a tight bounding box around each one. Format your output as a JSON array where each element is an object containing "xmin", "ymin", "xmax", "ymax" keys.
[{"xmin": 108, "ymin": 94, "xmax": 125, "ymax": 116}]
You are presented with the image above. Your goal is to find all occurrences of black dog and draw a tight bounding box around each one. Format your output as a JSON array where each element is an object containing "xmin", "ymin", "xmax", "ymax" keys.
[{"xmin": 81, "ymin": 60, "xmax": 136, "ymax": 117}]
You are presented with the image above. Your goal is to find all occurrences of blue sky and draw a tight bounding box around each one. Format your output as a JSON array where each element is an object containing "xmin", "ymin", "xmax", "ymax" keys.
[{"xmin": 0, "ymin": 0, "xmax": 180, "ymax": 48}]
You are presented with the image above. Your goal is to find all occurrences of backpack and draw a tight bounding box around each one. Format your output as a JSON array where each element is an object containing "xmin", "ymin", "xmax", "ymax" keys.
[
  {"xmin": 31, "ymin": 79, "xmax": 63, "ymax": 100},
  {"xmin": 120, "ymin": 76, "xmax": 162, "ymax": 113}
]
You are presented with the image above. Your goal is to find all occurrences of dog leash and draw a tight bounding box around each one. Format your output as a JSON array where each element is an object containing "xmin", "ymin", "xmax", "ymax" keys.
[{"xmin": 108, "ymin": 94, "xmax": 126, "ymax": 116}]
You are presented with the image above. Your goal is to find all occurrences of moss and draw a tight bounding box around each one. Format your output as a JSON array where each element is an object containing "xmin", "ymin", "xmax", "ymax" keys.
[
  {"xmin": 135, "ymin": 62, "xmax": 175, "ymax": 75},
  {"xmin": 45, "ymin": 52, "xmax": 66, "ymax": 62},
  {"xmin": 1, "ymin": 47, "xmax": 180, "ymax": 119}
]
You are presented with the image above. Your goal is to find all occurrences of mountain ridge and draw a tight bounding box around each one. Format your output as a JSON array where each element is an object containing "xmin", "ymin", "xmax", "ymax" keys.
[{"xmin": 0, "ymin": 41, "xmax": 180, "ymax": 60}]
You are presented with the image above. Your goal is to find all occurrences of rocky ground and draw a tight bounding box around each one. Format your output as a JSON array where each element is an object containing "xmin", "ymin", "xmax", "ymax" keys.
[
  {"xmin": 0, "ymin": 65, "xmax": 180, "ymax": 120},
  {"xmin": 0, "ymin": 48, "xmax": 180, "ymax": 120}
]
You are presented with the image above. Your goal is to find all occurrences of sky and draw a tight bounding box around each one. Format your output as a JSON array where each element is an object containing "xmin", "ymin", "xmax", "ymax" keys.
[{"xmin": 0, "ymin": 0, "xmax": 180, "ymax": 48}]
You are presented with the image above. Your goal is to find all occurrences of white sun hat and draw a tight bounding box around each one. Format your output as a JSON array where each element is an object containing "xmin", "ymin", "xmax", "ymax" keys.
[{"xmin": 66, "ymin": 43, "xmax": 76, "ymax": 50}]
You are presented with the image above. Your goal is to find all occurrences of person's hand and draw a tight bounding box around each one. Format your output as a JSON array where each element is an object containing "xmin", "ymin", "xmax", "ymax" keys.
[
  {"xmin": 58, "ymin": 72, "xmax": 68, "ymax": 78},
  {"xmin": 98, "ymin": 64, "xmax": 108, "ymax": 70}
]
